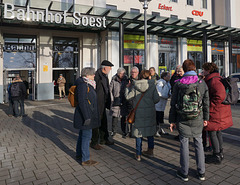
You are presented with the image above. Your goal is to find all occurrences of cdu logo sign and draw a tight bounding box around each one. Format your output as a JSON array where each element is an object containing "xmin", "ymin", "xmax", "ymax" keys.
[{"xmin": 192, "ymin": 10, "xmax": 204, "ymax": 17}]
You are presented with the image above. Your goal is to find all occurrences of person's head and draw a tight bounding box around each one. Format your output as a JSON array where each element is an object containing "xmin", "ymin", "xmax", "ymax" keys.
[
  {"xmin": 117, "ymin": 67, "xmax": 126, "ymax": 79},
  {"xmin": 202, "ymin": 62, "xmax": 219, "ymax": 77},
  {"xmin": 131, "ymin": 66, "xmax": 139, "ymax": 79},
  {"xmin": 139, "ymin": 70, "xmax": 151, "ymax": 80},
  {"xmin": 16, "ymin": 74, "xmax": 20, "ymax": 80},
  {"xmin": 161, "ymin": 72, "xmax": 170, "ymax": 82},
  {"xmin": 149, "ymin": 67, "xmax": 156, "ymax": 76},
  {"xmin": 182, "ymin": 59, "xmax": 196, "ymax": 73},
  {"xmin": 81, "ymin": 67, "xmax": 95, "ymax": 81},
  {"xmin": 176, "ymin": 67, "xmax": 184, "ymax": 77},
  {"xmin": 101, "ymin": 60, "xmax": 114, "ymax": 75}
]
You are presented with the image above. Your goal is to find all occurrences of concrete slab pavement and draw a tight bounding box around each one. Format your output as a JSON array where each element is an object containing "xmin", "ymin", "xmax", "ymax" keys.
[{"xmin": 0, "ymin": 99, "xmax": 240, "ymax": 185}]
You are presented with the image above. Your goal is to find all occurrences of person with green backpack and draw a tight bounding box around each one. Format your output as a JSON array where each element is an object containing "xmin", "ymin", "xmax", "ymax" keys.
[{"xmin": 169, "ymin": 59, "xmax": 209, "ymax": 182}]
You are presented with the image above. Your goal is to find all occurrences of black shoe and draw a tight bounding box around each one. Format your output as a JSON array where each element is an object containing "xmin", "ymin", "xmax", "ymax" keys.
[
  {"xmin": 204, "ymin": 146, "xmax": 213, "ymax": 152},
  {"xmin": 174, "ymin": 135, "xmax": 180, "ymax": 141},
  {"xmin": 220, "ymin": 149, "xmax": 224, "ymax": 160},
  {"xmin": 122, "ymin": 133, "xmax": 127, "ymax": 138},
  {"xmin": 105, "ymin": 140, "xmax": 114, "ymax": 145},
  {"xmin": 176, "ymin": 170, "xmax": 188, "ymax": 182},
  {"xmin": 76, "ymin": 155, "xmax": 82, "ymax": 160},
  {"xmin": 22, "ymin": 114, "xmax": 28, "ymax": 117},
  {"xmin": 197, "ymin": 172, "xmax": 205, "ymax": 181},
  {"xmin": 205, "ymin": 153, "xmax": 221, "ymax": 165}
]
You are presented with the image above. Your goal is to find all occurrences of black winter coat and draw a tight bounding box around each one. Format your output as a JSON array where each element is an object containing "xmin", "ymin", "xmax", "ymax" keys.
[
  {"xmin": 94, "ymin": 69, "xmax": 111, "ymax": 116},
  {"xmin": 73, "ymin": 77, "xmax": 100, "ymax": 130},
  {"xmin": 170, "ymin": 73, "xmax": 182, "ymax": 93},
  {"xmin": 10, "ymin": 80, "xmax": 27, "ymax": 101}
]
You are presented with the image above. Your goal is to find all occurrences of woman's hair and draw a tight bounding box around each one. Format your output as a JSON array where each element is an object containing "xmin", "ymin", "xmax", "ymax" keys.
[
  {"xmin": 117, "ymin": 67, "xmax": 126, "ymax": 75},
  {"xmin": 202, "ymin": 62, "xmax": 219, "ymax": 73},
  {"xmin": 161, "ymin": 72, "xmax": 169, "ymax": 79},
  {"xmin": 139, "ymin": 70, "xmax": 151, "ymax": 79},
  {"xmin": 182, "ymin": 59, "xmax": 196, "ymax": 72},
  {"xmin": 81, "ymin": 67, "xmax": 95, "ymax": 77},
  {"xmin": 149, "ymin": 67, "xmax": 156, "ymax": 72}
]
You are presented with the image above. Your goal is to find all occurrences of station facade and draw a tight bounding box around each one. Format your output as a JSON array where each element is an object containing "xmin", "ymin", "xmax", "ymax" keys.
[{"xmin": 0, "ymin": 0, "xmax": 239, "ymax": 103}]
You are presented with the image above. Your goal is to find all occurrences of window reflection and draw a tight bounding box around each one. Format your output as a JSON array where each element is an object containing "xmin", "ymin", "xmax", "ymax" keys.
[{"xmin": 53, "ymin": 37, "xmax": 78, "ymax": 68}]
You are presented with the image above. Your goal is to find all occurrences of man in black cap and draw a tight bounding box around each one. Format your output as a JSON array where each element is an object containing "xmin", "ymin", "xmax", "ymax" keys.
[{"xmin": 91, "ymin": 60, "xmax": 114, "ymax": 150}]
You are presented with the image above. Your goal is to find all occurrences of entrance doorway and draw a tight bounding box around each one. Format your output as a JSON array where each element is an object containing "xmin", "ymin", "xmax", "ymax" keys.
[
  {"xmin": 159, "ymin": 52, "xmax": 177, "ymax": 72},
  {"xmin": 212, "ymin": 54, "xmax": 224, "ymax": 76},
  {"xmin": 53, "ymin": 70, "xmax": 76, "ymax": 98},
  {"xmin": 3, "ymin": 70, "xmax": 35, "ymax": 103}
]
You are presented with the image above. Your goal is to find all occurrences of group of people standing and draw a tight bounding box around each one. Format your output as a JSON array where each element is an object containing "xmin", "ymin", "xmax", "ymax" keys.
[{"xmin": 73, "ymin": 59, "xmax": 233, "ymax": 182}]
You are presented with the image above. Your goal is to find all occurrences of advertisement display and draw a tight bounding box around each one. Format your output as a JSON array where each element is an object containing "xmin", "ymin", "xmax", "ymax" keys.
[{"xmin": 187, "ymin": 39, "xmax": 203, "ymax": 52}]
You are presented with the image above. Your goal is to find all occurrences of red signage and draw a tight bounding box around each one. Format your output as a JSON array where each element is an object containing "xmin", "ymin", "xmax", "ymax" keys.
[
  {"xmin": 161, "ymin": 39, "xmax": 173, "ymax": 45},
  {"xmin": 158, "ymin": 3, "xmax": 173, "ymax": 11},
  {"xmin": 192, "ymin": 10, "xmax": 204, "ymax": 17}
]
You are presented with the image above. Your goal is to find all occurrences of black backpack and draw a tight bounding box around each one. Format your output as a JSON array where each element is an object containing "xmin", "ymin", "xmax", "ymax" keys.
[
  {"xmin": 211, "ymin": 76, "xmax": 239, "ymax": 105},
  {"xmin": 11, "ymin": 83, "xmax": 21, "ymax": 97}
]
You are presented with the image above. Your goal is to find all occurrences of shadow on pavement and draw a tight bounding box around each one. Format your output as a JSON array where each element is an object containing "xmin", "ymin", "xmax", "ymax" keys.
[{"xmin": 21, "ymin": 110, "xmax": 78, "ymax": 161}]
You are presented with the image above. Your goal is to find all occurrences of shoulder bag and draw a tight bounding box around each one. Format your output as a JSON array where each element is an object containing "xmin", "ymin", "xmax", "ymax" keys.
[{"xmin": 126, "ymin": 93, "xmax": 145, "ymax": 124}]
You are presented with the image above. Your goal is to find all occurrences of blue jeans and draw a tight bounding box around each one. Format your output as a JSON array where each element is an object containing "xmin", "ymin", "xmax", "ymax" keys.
[
  {"xmin": 76, "ymin": 129, "xmax": 92, "ymax": 162},
  {"xmin": 136, "ymin": 136, "xmax": 154, "ymax": 155}
]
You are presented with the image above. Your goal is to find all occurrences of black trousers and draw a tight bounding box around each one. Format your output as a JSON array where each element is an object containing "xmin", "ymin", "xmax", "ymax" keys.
[
  {"xmin": 209, "ymin": 130, "xmax": 223, "ymax": 154},
  {"xmin": 112, "ymin": 116, "xmax": 127, "ymax": 134},
  {"xmin": 156, "ymin": 111, "xmax": 164, "ymax": 125},
  {"xmin": 91, "ymin": 109, "xmax": 109, "ymax": 145}
]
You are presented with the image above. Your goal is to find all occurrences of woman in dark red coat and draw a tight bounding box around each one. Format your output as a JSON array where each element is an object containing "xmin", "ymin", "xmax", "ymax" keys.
[{"xmin": 202, "ymin": 62, "xmax": 233, "ymax": 164}]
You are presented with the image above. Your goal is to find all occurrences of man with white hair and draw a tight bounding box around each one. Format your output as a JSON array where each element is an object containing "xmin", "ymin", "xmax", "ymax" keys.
[{"xmin": 91, "ymin": 60, "xmax": 114, "ymax": 150}]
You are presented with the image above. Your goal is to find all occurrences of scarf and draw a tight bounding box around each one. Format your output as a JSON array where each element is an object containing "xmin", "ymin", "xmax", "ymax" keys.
[{"xmin": 83, "ymin": 77, "xmax": 96, "ymax": 89}]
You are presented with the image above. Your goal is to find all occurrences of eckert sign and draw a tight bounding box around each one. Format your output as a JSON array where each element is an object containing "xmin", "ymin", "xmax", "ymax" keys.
[{"xmin": 4, "ymin": 3, "xmax": 107, "ymax": 28}]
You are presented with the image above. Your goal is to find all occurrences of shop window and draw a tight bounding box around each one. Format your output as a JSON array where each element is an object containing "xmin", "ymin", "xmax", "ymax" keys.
[
  {"xmin": 171, "ymin": 0, "xmax": 178, "ymax": 2},
  {"xmin": 106, "ymin": 4, "xmax": 117, "ymax": 10},
  {"xmin": 201, "ymin": 0, "xmax": 207, "ymax": 9},
  {"xmin": 187, "ymin": 0, "xmax": 193, "ymax": 6},
  {"xmin": 202, "ymin": 20, "xmax": 208, "ymax": 23},
  {"xmin": 61, "ymin": 0, "xmax": 74, "ymax": 11},
  {"xmin": 3, "ymin": 35, "xmax": 36, "ymax": 69},
  {"xmin": 53, "ymin": 37, "xmax": 78, "ymax": 68}
]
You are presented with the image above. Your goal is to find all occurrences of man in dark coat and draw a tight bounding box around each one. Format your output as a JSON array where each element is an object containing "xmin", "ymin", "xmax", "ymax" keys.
[
  {"xmin": 91, "ymin": 60, "xmax": 114, "ymax": 150},
  {"xmin": 10, "ymin": 76, "xmax": 27, "ymax": 117}
]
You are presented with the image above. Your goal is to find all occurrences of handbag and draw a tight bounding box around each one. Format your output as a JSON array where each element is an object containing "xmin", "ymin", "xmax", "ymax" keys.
[{"xmin": 126, "ymin": 93, "xmax": 145, "ymax": 124}]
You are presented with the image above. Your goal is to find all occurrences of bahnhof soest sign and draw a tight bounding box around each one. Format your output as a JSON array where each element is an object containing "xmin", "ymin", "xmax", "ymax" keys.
[{"xmin": 3, "ymin": 3, "xmax": 107, "ymax": 28}]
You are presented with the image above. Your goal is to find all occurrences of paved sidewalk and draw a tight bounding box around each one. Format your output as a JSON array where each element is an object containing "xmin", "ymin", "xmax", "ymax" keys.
[{"xmin": 0, "ymin": 99, "xmax": 240, "ymax": 185}]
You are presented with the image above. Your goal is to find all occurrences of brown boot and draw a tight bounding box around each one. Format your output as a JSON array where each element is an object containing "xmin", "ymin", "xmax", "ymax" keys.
[
  {"xmin": 81, "ymin": 160, "xmax": 99, "ymax": 166},
  {"xmin": 142, "ymin": 148, "xmax": 154, "ymax": 158},
  {"xmin": 90, "ymin": 144, "xmax": 102, "ymax": 150}
]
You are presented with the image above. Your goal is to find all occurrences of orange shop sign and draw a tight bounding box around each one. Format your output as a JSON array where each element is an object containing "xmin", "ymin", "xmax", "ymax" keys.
[
  {"xmin": 192, "ymin": 10, "xmax": 204, "ymax": 17},
  {"xmin": 158, "ymin": 3, "xmax": 172, "ymax": 11}
]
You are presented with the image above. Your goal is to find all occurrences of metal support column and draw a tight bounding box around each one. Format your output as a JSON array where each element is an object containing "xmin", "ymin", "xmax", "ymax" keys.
[
  {"xmin": 144, "ymin": 7, "xmax": 147, "ymax": 68},
  {"xmin": 119, "ymin": 21, "xmax": 124, "ymax": 68},
  {"xmin": 202, "ymin": 32, "xmax": 208, "ymax": 63},
  {"xmin": 228, "ymin": 35, "xmax": 233, "ymax": 73}
]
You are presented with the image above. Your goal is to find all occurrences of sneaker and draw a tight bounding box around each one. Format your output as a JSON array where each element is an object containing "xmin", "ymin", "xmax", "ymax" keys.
[
  {"xmin": 135, "ymin": 155, "xmax": 141, "ymax": 161},
  {"xmin": 155, "ymin": 131, "xmax": 161, "ymax": 137},
  {"xmin": 82, "ymin": 160, "xmax": 99, "ymax": 166},
  {"xmin": 159, "ymin": 128, "xmax": 169, "ymax": 135},
  {"xmin": 197, "ymin": 172, "xmax": 205, "ymax": 181},
  {"xmin": 176, "ymin": 170, "xmax": 188, "ymax": 182}
]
